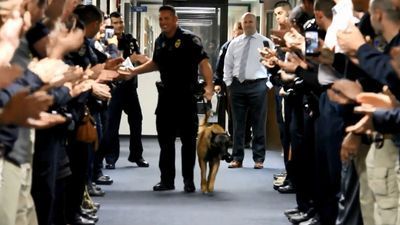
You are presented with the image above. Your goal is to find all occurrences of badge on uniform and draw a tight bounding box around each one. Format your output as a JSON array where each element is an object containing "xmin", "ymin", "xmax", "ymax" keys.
[{"xmin": 175, "ymin": 39, "xmax": 181, "ymax": 48}]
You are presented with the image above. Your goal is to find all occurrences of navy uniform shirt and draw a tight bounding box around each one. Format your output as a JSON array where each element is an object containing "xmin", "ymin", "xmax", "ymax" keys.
[
  {"xmin": 117, "ymin": 33, "xmax": 140, "ymax": 88},
  {"xmin": 214, "ymin": 40, "xmax": 231, "ymax": 86},
  {"xmin": 356, "ymin": 31, "xmax": 400, "ymax": 99},
  {"xmin": 153, "ymin": 27, "xmax": 208, "ymax": 92}
]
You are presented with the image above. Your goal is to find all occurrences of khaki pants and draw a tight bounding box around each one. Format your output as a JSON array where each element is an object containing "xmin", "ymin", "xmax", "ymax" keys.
[
  {"xmin": 366, "ymin": 139, "xmax": 399, "ymax": 225},
  {"xmin": 0, "ymin": 158, "xmax": 38, "ymax": 225},
  {"xmin": 354, "ymin": 144, "xmax": 375, "ymax": 225}
]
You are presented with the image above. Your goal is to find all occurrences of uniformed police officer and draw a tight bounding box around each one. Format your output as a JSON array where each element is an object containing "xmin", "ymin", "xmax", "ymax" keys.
[
  {"xmin": 100, "ymin": 11, "xmax": 149, "ymax": 170},
  {"xmin": 119, "ymin": 5, "xmax": 214, "ymax": 193}
]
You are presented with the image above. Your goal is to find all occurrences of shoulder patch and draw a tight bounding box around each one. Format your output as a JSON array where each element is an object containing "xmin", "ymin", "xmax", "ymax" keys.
[{"xmin": 192, "ymin": 36, "xmax": 202, "ymax": 46}]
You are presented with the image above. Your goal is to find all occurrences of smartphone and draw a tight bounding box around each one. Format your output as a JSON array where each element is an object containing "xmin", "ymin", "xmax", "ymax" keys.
[
  {"xmin": 104, "ymin": 26, "xmax": 114, "ymax": 39},
  {"xmin": 305, "ymin": 30, "xmax": 319, "ymax": 56}
]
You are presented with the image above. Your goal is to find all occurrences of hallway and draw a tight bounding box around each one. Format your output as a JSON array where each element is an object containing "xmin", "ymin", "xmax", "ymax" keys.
[{"xmin": 95, "ymin": 137, "xmax": 295, "ymax": 225}]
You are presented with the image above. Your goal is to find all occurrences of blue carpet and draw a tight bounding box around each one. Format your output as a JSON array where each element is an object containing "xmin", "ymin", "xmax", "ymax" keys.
[{"xmin": 94, "ymin": 137, "xmax": 294, "ymax": 225}]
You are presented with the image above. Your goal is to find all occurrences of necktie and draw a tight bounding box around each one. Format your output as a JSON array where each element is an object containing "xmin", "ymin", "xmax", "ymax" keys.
[{"xmin": 238, "ymin": 36, "xmax": 252, "ymax": 83}]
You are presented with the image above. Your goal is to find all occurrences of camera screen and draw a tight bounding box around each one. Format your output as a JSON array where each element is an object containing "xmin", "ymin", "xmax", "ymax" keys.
[
  {"xmin": 305, "ymin": 31, "xmax": 319, "ymax": 55},
  {"xmin": 105, "ymin": 27, "xmax": 114, "ymax": 40}
]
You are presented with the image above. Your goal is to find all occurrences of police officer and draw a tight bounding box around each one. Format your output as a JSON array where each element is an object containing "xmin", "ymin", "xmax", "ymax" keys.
[
  {"xmin": 100, "ymin": 11, "xmax": 149, "ymax": 169},
  {"xmin": 119, "ymin": 5, "xmax": 214, "ymax": 193}
]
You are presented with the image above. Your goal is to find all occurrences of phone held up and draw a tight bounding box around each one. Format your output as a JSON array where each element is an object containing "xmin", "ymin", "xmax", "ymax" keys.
[
  {"xmin": 304, "ymin": 18, "xmax": 320, "ymax": 56},
  {"xmin": 104, "ymin": 25, "xmax": 114, "ymax": 40}
]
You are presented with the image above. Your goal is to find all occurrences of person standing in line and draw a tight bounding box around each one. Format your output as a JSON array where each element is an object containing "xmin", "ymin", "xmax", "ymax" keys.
[
  {"xmin": 214, "ymin": 21, "xmax": 253, "ymax": 148},
  {"xmin": 119, "ymin": 5, "xmax": 214, "ymax": 193},
  {"xmin": 100, "ymin": 11, "xmax": 150, "ymax": 171},
  {"xmin": 223, "ymin": 12, "xmax": 274, "ymax": 169}
]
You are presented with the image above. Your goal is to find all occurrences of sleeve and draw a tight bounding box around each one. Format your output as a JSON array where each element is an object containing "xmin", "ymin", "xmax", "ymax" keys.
[
  {"xmin": 356, "ymin": 43, "xmax": 400, "ymax": 99},
  {"xmin": 152, "ymin": 38, "xmax": 161, "ymax": 66},
  {"xmin": 373, "ymin": 108, "xmax": 400, "ymax": 134},
  {"xmin": 214, "ymin": 42, "xmax": 229, "ymax": 85},
  {"xmin": 49, "ymin": 86, "xmax": 72, "ymax": 108},
  {"xmin": 295, "ymin": 66, "xmax": 321, "ymax": 94},
  {"xmin": 0, "ymin": 69, "xmax": 44, "ymax": 106},
  {"xmin": 190, "ymin": 35, "xmax": 208, "ymax": 65},
  {"xmin": 332, "ymin": 53, "xmax": 383, "ymax": 93},
  {"xmin": 223, "ymin": 41, "xmax": 235, "ymax": 86}
]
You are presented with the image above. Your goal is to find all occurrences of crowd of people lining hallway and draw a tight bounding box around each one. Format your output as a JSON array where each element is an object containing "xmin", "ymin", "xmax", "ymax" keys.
[{"xmin": 1, "ymin": 0, "xmax": 400, "ymax": 225}]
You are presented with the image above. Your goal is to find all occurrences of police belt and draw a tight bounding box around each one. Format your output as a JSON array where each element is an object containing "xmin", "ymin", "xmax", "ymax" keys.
[{"xmin": 233, "ymin": 77, "xmax": 267, "ymax": 85}]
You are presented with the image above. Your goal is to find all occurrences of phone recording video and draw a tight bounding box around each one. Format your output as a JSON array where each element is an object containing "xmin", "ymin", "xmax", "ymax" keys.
[
  {"xmin": 104, "ymin": 25, "xmax": 114, "ymax": 40},
  {"xmin": 305, "ymin": 30, "xmax": 319, "ymax": 56}
]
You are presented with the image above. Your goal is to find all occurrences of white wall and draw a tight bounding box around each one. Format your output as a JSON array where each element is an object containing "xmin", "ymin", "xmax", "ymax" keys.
[{"xmin": 119, "ymin": 71, "xmax": 160, "ymax": 135}]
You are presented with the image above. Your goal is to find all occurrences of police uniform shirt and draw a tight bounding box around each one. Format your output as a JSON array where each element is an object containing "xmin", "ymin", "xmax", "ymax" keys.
[
  {"xmin": 117, "ymin": 33, "xmax": 140, "ymax": 58},
  {"xmin": 117, "ymin": 33, "xmax": 140, "ymax": 87},
  {"xmin": 152, "ymin": 27, "xmax": 208, "ymax": 91}
]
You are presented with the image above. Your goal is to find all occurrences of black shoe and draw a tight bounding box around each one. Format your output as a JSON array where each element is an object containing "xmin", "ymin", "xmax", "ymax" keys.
[
  {"xmin": 244, "ymin": 142, "xmax": 251, "ymax": 148},
  {"xmin": 81, "ymin": 207, "xmax": 97, "ymax": 215},
  {"xmin": 128, "ymin": 157, "xmax": 149, "ymax": 167},
  {"xmin": 80, "ymin": 211, "xmax": 99, "ymax": 223},
  {"xmin": 278, "ymin": 183, "xmax": 296, "ymax": 194},
  {"xmin": 273, "ymin": 179, "xmax": 288, "ymax": 190},
  {"xmin": 88, "ymin": 185, "xmax": 105, "ymax": 197},
  {"xmin": 284, "ymin": 208, "xmax": 300, "ymax": 217},
  {"xmin": 289, "ymin": 212, "xmax": 312, "ymax": 224},
  {"xmin": 71, "ymin": 215, "xmax": 95, "ymax": 225},
  {"xmin": 273, "ymin": 172, "xmax": 286, "ymax": 180},
  {"xmin": 153, "ymin": 182, "xmax": 175, "ymax": 191},
  {"xmin": 184, "ymin": 181, "xmax": 196, "ymax": 193},
  {"xmin": 105, "ymin": 164, "xmax": 115, "ymax": 169},
  {"xmin": 299, "ymin": 217, "xmax": 320, "ymax": 225},
  {"xmin": 93, "ymin": 202, "xmax": 100, "ymax": 209},
  {"xmin": 95, "ymin": 175, "xmax": 113, "ymax": 185}
]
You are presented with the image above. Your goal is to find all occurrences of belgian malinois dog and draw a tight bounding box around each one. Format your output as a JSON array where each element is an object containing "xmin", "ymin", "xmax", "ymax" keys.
[{"xmin": 197, "ymin": 112, "xmax": 232, "ymax": 193}]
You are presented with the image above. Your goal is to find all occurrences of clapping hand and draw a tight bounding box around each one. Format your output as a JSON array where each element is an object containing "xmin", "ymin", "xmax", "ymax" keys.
[
  {"xmin": 0, "ymin": 89, "xmax": 54, "ymax": 126},
  {"xmin": 340, "ymin": 132, "xmax": 361, "ymax": 162},
  {"xmin": 327, "ymin": 79, "xmax": 363, "ymax": 105},
  {"xmin": 283, "ymin": 28, "xmax": 305, "ymax": 53},
  {"xmin": 337, "ymin": 23, "xmax": 365, "ymax": 55},
  {"xmin": 26, "ymin": 112, "xmax": 66, "ymax": 129}
]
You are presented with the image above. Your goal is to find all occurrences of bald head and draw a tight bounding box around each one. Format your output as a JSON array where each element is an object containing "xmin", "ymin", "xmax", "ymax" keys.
[{"xmin": 241, "ymin": 12, "xmax": 257, "ymax": 36}]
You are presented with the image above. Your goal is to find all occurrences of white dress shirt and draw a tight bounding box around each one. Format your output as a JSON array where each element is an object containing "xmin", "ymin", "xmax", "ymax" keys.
[
  {"xmin": 223, "ymin": 33, "xmax": 274, "ymax": 86},
  {"xmin": 318, "ymin": 0, "xmax": 359, "ymax": 85}
]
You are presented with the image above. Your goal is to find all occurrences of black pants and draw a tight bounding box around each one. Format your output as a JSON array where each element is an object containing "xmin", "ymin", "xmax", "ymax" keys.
[
  {"xmin": 103, "ymin": 81, "xmax": 143, "ymax": 164},
  {"xmin": 285, "ymin": 95, "xmax": 316, "ymax": 213},
  {"xmin": 65, "ymin": 139, "xmax": 90, "ymax": 223},
  {"xmin": 31, "ymin": 127, "xmax": 67, "ymax": 225},
  {"xmin": 155, "ymin": 92, "xmax": 198, "ymax": 185},
  {"xmin": 217, "ymin": 84, "xmax": 252, "ymax": 143},
  {"xmin": 314, "ymin": 92, "xmax": 343, "ymax": 225}
]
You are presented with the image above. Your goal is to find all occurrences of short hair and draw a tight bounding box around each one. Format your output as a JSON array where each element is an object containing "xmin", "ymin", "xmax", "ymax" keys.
[
  {"xmin": 273, "ymin": 1, "xmax": 293, "ymax": 10},
  {"xmin": 234, "ymin": 21, "xmax": 242, "ymax": 30},
  {"xmin": 370, "ymin": 0, "xmax": 400, "ymax": 22},
  {"xmin": 73, "ymin": 4, "xmax": 103, "ymax": 25},
  {"xmin": 110, "ymin": 11, "xmax": 122, "ymax": 19},
  {"xmin": 159, "ymin": 5, "xmax": 176, "ymax": 16},
  {"xmin": 314, "ymin": 0, "xmax": 335, "ymax": 19}
]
